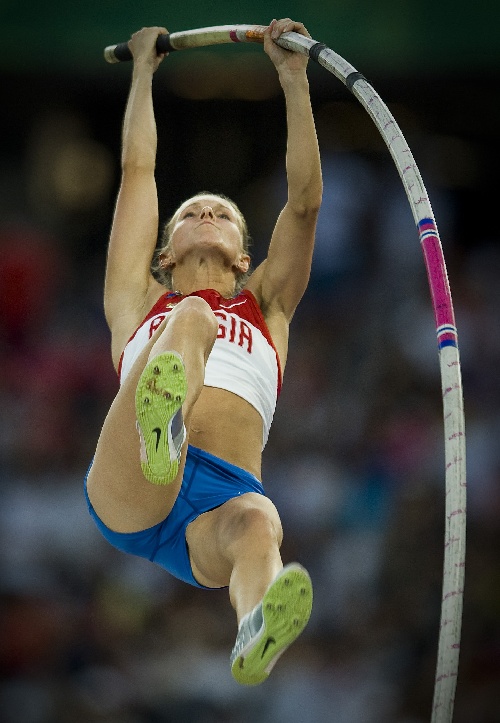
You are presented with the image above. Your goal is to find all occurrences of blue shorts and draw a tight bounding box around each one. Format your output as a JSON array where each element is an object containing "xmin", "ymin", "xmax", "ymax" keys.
[{"xmin": 84, "ymin": 445, "xmax": 266, "ymax": 589}]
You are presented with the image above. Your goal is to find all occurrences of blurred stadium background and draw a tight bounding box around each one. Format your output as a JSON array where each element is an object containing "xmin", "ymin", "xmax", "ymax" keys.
[{"xmin": 1, "ymin": 1, "xmax": 499, "ymax": 721}]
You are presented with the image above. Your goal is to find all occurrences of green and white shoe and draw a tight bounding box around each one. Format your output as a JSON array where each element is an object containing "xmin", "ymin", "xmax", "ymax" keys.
[
  {"xmin": 135, "ymin": 351, "xmax": 187, "ymax": 485},
  {"xmin": 230, "ymin": 563, "xmax": 313, "ymax": 686}
]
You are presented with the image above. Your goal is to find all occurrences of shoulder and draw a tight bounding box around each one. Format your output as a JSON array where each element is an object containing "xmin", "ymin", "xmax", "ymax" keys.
[
  {"xmin": 109, "ymin": 279, "xmax": 170, "ymax": 370},
  {"xmin": 243, "ymin": 262, "xmax": 266, "ymax": 309},
  {"xmin": 243, "ymin": 268, "xmax": 291, "ymax": 371},
  {"xmin": 244, "ymin": 261, "xmax": 289, "ymax": 325}
]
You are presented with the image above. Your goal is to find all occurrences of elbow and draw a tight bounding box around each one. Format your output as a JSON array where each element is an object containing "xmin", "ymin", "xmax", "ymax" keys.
[
  {"xmin": 121, "ymin": 159, "xmax": 156, "ymax": 175},
  {"xmin": 310, "ymin": 178, "xmax": 324, "ymax": 214},
  {"xmin": 306, "ymin": 195, "xmax": 323, "ymax": 218},
  {"xmin": 290, "ymin": 181, "xmax": 323, "ymax": 218},
  {"xmin": 121, "ymin": 141, "xmax": 157, "ymax": 174},
  {"xmin": 291, "ymin": 194, "xmax": 322, "ymax": 219}
]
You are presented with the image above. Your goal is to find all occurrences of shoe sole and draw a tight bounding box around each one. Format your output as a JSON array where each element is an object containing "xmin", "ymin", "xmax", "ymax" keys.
[
  {"xmin": 231, "ymin": 563, "xmax": 313, "ymax": 686},
  {"xmin": 135, "ymin": 352, "xmax": 187, "ymax": 485}
]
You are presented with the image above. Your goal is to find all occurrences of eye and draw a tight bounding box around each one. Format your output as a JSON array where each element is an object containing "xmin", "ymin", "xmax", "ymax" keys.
[
  {"xmin": 182, "ymin": 211, "xmax": 195, "ymax": 218},
  {"xmin": 218, "ymin": 213, "xmax": 230, "ymax": 220}
]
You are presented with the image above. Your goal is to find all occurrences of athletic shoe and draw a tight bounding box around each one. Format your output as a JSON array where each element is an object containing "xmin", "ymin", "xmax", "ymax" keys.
[
  {"xmin": 135, "ymin": 351, "xmax": 187, "ymax": 485},
  {"xmin": 230, "ymin": 563, "xmax": 313, "ymax": 685}
]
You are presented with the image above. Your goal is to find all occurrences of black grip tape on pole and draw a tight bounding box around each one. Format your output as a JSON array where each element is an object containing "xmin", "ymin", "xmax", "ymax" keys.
[
  {"xmin": 345, "ymin": 71, "xmax": 368, "ymax": 91},
  {"xmin": 105, "ymin": 33, "xmax": 174, "ymax": 63},
  {"xmin": 308, "ymin": 42, "xmax": 326, "ymax": 63}
]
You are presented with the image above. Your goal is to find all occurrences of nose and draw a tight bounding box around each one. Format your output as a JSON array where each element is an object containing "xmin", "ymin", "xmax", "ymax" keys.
[{"xmin": 200, "ymin": 206, "xmax": 215, "ymax": 220}]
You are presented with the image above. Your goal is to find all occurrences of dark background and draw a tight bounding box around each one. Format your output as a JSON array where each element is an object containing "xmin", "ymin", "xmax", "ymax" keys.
[{"xmin": 1, "ymin": 2, "xmax": 499, "ymax": 722}]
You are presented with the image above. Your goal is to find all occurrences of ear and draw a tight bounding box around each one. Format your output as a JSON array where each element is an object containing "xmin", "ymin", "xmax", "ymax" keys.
[
  {"xmin": 159, "ymin": 252, "xmax": 174, "ymax": 269},
  {"xmin": 236, "ymin": 254, "xmax": 251, "ymax": 274}
]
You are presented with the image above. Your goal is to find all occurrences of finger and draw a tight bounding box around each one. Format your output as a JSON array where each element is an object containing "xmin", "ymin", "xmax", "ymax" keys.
[
  {"xmin": 272, "ymin": 19, "xmax": 311, "ymax": 40},
  {"xmin": 263, "ymin": 19, "xmax": 277, "ymax": 51},
  {"xmin": 263, "ymin": 19, "xmax": 276, "ymax": 40},
  {"xmin": 156, "ymin": 27, "xmax": 169, "ymax": 58}
]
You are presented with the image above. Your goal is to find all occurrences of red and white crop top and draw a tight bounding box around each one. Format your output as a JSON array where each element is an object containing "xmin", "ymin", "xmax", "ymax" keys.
[{"xmin": 118, "ymin": 289, "xmax": 282, "ymax": 448}]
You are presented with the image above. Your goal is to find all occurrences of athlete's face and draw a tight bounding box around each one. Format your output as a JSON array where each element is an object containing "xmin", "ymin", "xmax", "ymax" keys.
[{"xmin": 166, "ymin": 195, "xmax": 249, "ymax": 273}]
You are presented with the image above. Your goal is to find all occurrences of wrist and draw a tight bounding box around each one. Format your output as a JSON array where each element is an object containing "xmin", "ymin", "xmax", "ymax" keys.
[
  {"xmin": 132, "ymin": 57, "xmax": 157, "ymax": 77},
  {"xmin": 278, "ymin": 69, "xmax": 309, "ymax": 92}
]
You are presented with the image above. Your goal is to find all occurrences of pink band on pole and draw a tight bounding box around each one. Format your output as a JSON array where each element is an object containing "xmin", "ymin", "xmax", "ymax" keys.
[{"xmin": 419, "ymin": 219, "xmax": 455, "ymax": 330}]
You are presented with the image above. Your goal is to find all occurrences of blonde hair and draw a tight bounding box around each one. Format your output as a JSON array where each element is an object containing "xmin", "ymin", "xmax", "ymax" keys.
[{"xmin": 152, "ymin": 192, "xmax": 252, "ymax": 292}]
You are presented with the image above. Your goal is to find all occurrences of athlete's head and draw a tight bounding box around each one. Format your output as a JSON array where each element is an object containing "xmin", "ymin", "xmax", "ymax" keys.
[{"xmin": 153, "ymin": 192, "xmax": 252, "ymax": 291}]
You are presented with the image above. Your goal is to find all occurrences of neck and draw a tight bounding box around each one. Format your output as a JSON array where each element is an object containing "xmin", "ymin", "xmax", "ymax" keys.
[{"xmin": 171, "ymin": 256, "xmax": 237, "ymax": 298}]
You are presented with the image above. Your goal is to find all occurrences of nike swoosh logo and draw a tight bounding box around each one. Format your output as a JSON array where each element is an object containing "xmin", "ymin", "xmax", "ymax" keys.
[
  {"xmin": 153, "ymin": 427, "xmax": 161, "ymax": 451},
  {"xmin": 261, "ymin": 636, "xmax": 276, "ymax": 659}
]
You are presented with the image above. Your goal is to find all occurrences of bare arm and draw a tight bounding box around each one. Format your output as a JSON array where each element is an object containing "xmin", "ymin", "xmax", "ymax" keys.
[
  {"xmin": 104, "ymin": 27, "xmax": 168, "ymax": 366},
  {"xmin": 247, "ymin": 20, "xmax": 322, "ymax": 322}
]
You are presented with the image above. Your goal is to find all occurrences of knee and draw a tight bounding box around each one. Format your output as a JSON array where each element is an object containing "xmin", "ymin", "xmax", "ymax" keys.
[
  {"xmin": 171, "ymin": 296, "xmax": 218, "ymax": 340},
  {"xmin": 223, "ymin": 501, "xmax": 283, "ymax": 553}
]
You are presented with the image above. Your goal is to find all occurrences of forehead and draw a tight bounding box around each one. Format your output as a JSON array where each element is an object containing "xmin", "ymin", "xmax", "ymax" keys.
[{"xmin": 176, "ymin": 195, "xmax": 236, "ymax": 215}]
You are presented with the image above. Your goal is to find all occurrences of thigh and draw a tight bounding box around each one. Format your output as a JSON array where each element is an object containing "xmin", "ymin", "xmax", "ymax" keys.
[
  {"xmin": 86, "ymin": 325, "xmax": 187, "ymax": 533},
  {"xmin": 186, "ymin": 493, "xmax": 283, "ymax": 588},
  {"xmin": 87, "ymin": 298, "xmax": 217, "ymax": 534}
]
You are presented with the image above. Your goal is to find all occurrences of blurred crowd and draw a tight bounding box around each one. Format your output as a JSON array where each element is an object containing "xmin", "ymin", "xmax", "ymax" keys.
[{"xmin": 1, "ymin": 68, "xmax": 499, "ymax": 723}]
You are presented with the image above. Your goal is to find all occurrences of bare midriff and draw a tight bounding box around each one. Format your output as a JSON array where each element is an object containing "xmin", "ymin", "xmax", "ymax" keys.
[{"xmin": 187, "ymin": 386, "xmax": 264, "ymax": 480}]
